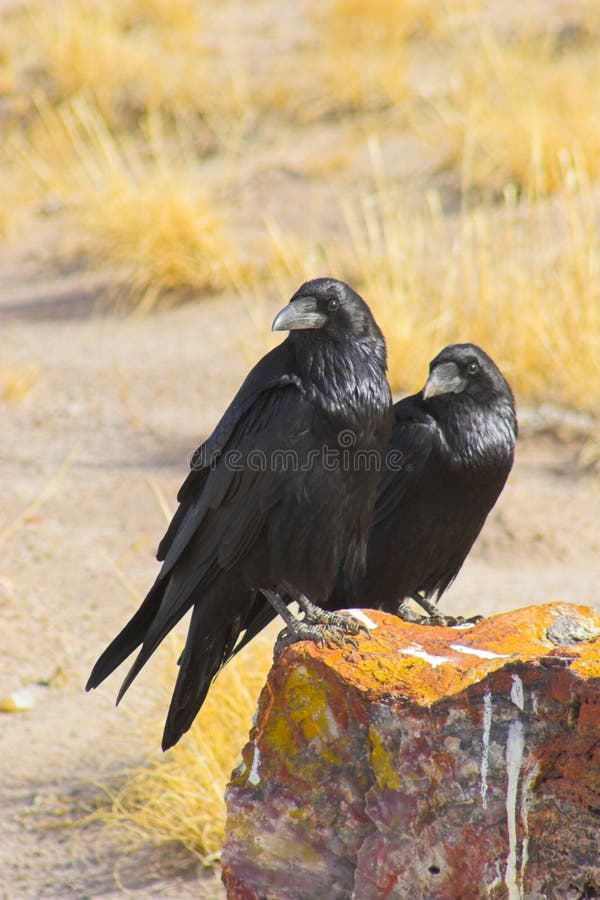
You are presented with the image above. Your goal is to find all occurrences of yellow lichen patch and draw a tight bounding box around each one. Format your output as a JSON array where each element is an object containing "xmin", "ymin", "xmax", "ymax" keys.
[
  {"xmin": 261, "ymin": 702, "xmax": 295, "ymax": 757},
  {"xmin": 285, "ymin": 666, "xmax": 331, "ymax": 743},
  {"xmin": 369, "ymin": 728, "xmax": 402, "ymax": 792},
  {"xmin": 267, "ymin": 664, "xmax": 350, "ymax": 768},
  {"xmin": 570, "ymin": 637, "xmax": 600, "ymax": 681}
]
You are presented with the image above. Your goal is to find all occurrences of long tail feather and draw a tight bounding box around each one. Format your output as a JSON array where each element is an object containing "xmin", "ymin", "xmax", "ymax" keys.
[
  {"xmin": 86, "ymin": 580, "xmax": 166, "ymax": 691},
  {"xmin": 161, "ymin": 595, "xmax": 243, "ymax": 750}
]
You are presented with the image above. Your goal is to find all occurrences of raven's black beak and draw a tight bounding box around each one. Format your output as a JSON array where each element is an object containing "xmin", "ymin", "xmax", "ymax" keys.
[
  {"xmin": 272, "ymin": 296, "xmax": 327, "ymax": 332},
  {"xmin": 423, "ymin": 362, "xmax": 466, "ymax": 400}
]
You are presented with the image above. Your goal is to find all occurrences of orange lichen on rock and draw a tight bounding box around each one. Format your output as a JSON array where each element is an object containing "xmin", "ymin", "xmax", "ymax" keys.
[
  {"xmin": 292, "ymin": 602, "xmax": 600, "ymax": 705},
  {"xmin": 222, "ymin": 602, "xmax": 600, "ymax": 899}
]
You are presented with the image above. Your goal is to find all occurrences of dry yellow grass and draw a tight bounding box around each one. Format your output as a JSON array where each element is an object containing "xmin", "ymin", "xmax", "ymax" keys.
[
  {"xmin": 322, "ymin": 0, "xmax": 485, "ymax": 47},
  {"xmin": 268, "ymin": 155, "xmax": 600, "ymax": 414},
  {"xmin": 3, "ymin": 3, "xmax": 598, "ymax": 396},
  {"xmin": 99, "ymin": 634, "xmax": 273, "ymax": 860},
  {"xmin": 315, "ymin": 0, "xmax": 413, "ymax": 112},
  {"xmin": 310, "ymin": 0, "xmax": 484, "ymax": 114},
  {"xmin": 15, "ymin": 100, "xmax": 246, "ymax": 310},
  {"xmin": 430, "ymin": 31, "xmax": 600, "ymax": 193},
  {"xmin": 2, "ymin": 0, "xmax": 246, "ymax": 141}
]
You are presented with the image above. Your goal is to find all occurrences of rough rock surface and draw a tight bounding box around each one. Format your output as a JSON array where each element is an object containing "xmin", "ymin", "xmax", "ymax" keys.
[{"xmin": 221, "ymin": 603, "xmax": 600, "ymax": 900}]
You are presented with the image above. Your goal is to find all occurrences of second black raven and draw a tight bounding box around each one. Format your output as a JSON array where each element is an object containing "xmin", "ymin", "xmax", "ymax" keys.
[
  {"xmin": 86, "ymin": 278, "xmax": 392, "ymax": 749},
  {"xmin": 344, "ymin": 342, "xmax": 517, "ymax": 624},
  {"xmin": 234, "ymin": 342, "xmax": 517, "ymax": 647}
]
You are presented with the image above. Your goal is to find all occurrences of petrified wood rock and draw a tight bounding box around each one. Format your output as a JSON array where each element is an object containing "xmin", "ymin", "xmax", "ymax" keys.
[{"xmin": 221, "ymin": 603, "xmax": 600, "ymax": 900}]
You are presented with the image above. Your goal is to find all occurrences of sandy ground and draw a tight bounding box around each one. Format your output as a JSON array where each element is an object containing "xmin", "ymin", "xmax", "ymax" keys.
[{"xmin": 1, "ymin": 248, "xmax": 599, "ymax": 899}]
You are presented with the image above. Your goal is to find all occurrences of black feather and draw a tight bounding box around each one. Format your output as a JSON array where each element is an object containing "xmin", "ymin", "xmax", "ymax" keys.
[{"xmin": 351, "ymin": 342, "xmax": 517, "ymax": 611}]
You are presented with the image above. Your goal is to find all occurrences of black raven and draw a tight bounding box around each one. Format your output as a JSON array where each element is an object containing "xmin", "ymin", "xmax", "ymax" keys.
[
  {"xmin": 86, "ymin": 278, "xmax": 392, "ymax": 749},
  {"xmin": 344, "ymin": 342, "xmax": 517, "ymax": 624},
  {"xmin": 234, "ymin": 342, "xmax": 517, "ymax": 647}
]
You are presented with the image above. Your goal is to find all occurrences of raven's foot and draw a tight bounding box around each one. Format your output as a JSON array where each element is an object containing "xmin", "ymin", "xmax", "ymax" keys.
[
  {"xmin": 264, "ymin": 588, "xmax": 366, "ymax": 654},
  {"xmin": 397, "ymin": 599, "xmax": 483, "ymax": 628},
  {"xmin": 428, "ymin": 612, "xmax": 484, "ymax": 628},
  {"xmin": 264, "ymin": 590, "xmax": 360, "ymax": 656},
  {"xmin": 296, "ymin": 594, "xmax": 370, "ymax": 640},
  {"xmin": 274, "ymin": 621, "xmax": 357, "ymax": 656}
]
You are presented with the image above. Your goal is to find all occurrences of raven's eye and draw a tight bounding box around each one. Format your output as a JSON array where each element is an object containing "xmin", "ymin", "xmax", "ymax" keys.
[
  {"xmin": 328, "ymin": 299, "xmax": 340, "ymax": 312},
  {"xmin": 467, "ymin": 361, "xmax": 479, "ymax": 375}
]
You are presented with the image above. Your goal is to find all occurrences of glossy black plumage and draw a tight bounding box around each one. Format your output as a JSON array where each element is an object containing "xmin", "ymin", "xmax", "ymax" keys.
[
  {"xmin": 345, "ymin": 342, "xmax": 517, "ymax": 616},
  {"xmin": 234, "ymin": 342, "xmax": 517, "ymax": 648},
  {"xmin": 86, "ymin": 278, "xmax": 392, "ymax": 749}
]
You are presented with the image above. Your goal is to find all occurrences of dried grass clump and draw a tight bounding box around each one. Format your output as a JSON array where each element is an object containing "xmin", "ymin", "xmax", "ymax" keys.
[
  {"xmin": 3, "ymin": 0, "xmax": 238, "ymax": 133},
  {"xmin": 16, "ymin": 100, "xmax": 246, "ymax": 310},
  {"xmin": 311, "ymin": 0, "xmax": 483, "ymax": 114},
  {"xmin": 433, "ymin": 32, "xmax": 600, "ymax": 193}
]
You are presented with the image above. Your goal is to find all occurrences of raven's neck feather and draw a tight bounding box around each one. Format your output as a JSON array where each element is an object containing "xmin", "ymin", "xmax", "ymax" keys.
[
  {"xmin": 434, "ymin": 395, "xmax": 517, "ymax": 470},
  {"xmin": 293, "ymin": 334, "xmax": 390, "ymax": 423}
]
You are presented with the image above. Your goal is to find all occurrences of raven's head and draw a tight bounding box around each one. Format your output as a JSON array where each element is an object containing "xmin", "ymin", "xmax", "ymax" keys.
[
  {"xmin": 272, "ymin": 278, "xmax": 383, "ymax": 342},
  {"xmin": 423, "ymin": 343, "xmax": 513, "ymax": 405}
]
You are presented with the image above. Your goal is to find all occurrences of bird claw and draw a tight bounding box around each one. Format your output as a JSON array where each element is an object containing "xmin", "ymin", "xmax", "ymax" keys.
[
  {"xmin": 323, "ymin": 627, "xmax": 346, "ymax": 649},
  {"xmin": 337, "ymin": 615, "xmax": 371, "ymax": 641},
  {"xmin": 452, "ymin": 613, "xmax": 484, "ymax": 627},
  {"xmin": 430, "ymin": 613, "xmax": 485, "ymax": 628},
  {"xmin": 310, "ymin": 612, "xmax": 370, "ymax": 646},
  {"xmin": 302, "ymin": 605, "xmax": 369, "ymax": 639},
  {"xmin": 342, "ymin": 633, "xmax": 360, "ymax": 650},
  {"xmin": 397, "ymin": 600, "xmax": 484, "ymax": 628},
  {"xmin": 356, "ymin": 622, "xmax": 372, "ymax": 640},
  {"xmin": 428, "ymin": 614, "xmax": 461, "ymax": 627},
  {"xmin": 273, "ymin": 622, "xmax": 326, "ymax": 656},
  {"xmin": 274, "ymin": 618, "xmax": 362, "ymax": 656},
  {"xmin": 321, "ymin": 624, "xmax": 360, "ymax": 649}
]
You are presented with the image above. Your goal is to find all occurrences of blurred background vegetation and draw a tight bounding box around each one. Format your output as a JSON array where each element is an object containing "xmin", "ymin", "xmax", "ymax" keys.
[
  {"xmin": 3, "ymin": 0, "xmax": 600, "ymax": 408},
  {"xmin": 2, "ymin": 0, "xmax": 600, "ymax": 864}
]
